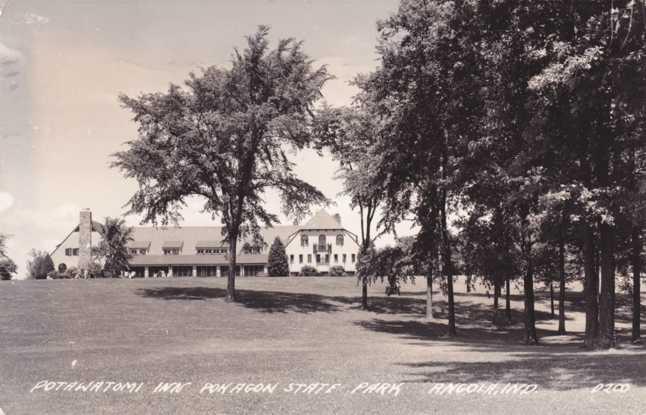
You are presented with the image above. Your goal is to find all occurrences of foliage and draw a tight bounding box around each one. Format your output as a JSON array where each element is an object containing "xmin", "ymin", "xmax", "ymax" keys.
[
  {"xmin": 0, "ymin": 234, "xmax": 16, "ymax": 280},
  {"xmin": 267, "ymin": 237, "xmax": 289, "ymax": 276},
  {"xmin": 97, "ymin": 217, "xmax": 134, "ymax": 277},
  {"xmin": 27, "ymin": 250, "xmax": 55, "ymax": 280},
  {"xmin": 329, "ymin": 265, "xmax": 346, "ymax": 277},
  {"xmin": 112, "ymin": 26, "xmax": 330, "ymax": 301},
  {"xmin": 299, "ymin": 265, "xmax": 318, "ymax": 277}
]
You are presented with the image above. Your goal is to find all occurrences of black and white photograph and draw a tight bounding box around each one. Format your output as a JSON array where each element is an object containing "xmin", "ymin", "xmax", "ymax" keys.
[{"xmin": 1, "ymin": 0, "xmax": 646, "ymax": 414}]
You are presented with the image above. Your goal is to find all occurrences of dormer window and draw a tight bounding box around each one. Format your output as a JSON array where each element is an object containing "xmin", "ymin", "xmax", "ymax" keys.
[
  {"xmin": 336, "ymin": 234, "xmax": 344, "ymax": 246},
  {"xmin": 162, "ymin": 241, "xmax": 183, "ymax": 255},
  {"xmin": 196, "ymin": 241, "xmax": 228, "ymax": 255},
  {"xmin": 128, "ymin": 241, "xmax": 151, "ymax": 256}
]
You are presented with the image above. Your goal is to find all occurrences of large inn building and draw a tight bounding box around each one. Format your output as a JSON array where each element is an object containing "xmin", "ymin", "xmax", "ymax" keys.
[{"xmin": 51, "ymin": 209, "xmax": 360, "ymax": 277}]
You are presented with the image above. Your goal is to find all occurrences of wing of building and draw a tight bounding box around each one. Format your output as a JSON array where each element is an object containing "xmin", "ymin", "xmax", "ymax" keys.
[{"xmin": 50, "ymin": 209, "xmax": 360, "ymax": 277}]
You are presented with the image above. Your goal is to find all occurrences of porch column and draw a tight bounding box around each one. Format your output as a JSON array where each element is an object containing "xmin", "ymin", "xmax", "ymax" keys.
[
  {"xmin": 168, "ymin": 266, "xmax": 173, "ymax": 278},
  {"xmin": 216, "ymin": 266, "xmax": 221, "ymax": 278},
  {"xmin": 264, "ymin": 265, "xmax": 268, "ymax": 275},
  {"xmin": 241, "ymin": 265, "xmax": 245, "ymax": 277},
  {"xmin": 144, "ymin": 266, "xmax": 149, "ymax": 279},
  {"xmin": 192, "ymin": 265, "xmax": 197, "ymax": 278}
]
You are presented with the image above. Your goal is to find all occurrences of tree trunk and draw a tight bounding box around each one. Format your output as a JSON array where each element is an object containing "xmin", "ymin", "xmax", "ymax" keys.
[
  {"xmin": 426, "ymin": 273, "xmax": 433, "ymax": 320},
  {"xmin": 583, "ymin": 223, "xmax": 598, "ymax": 348},
  {"xmin": 441, "ymin": 192, "xmax": 456, "ymax": 337},
  {"xmin": 226, "ymin": 236, "xmax": 238, "ymax": 302},
  {"xmin": 633, "ymin": 226, "xmax": 642, "ymax": 343},
  {"xmin": 505, "ymin": 278, "xmax": 511, "ymax": 323},
  {"xmin": 362, "ymin": 279, "xmax": 368, "ymax": 310},
  {"xmin": 466, "ymin": 274, "xmax": 471, "ymax": 293},
  {"xmin": 521, "ymin": 210, "xmax": 538, "ymax": 344},
  {"xmin": 558, "ymin": 215, "xmax": 567, "ymax": 334},
  {"xmin": 493, "ymin": 280, "xmax": 500, "ymax": 323},
  {"xmin": 598, "ymin": 222, "xmax": 616, "ymax": 348},
  {"xmin": 550, "ymin": 282, "xmax": 555, "ymax": 318}
]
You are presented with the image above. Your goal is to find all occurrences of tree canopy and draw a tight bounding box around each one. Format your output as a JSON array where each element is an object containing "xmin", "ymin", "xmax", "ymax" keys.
[{"xmin": 113, "ymin": 26, "xmax": 330, "ymax": 301}]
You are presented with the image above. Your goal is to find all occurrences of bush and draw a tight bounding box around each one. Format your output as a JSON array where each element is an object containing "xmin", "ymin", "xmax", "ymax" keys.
[
  {"xmin": 267, "ymin": 237, "xmax": 289, "ymax": 276},
  {"xmin": 329, "ymin": 265, "xmax": 346, "ymax": 277},
  {"xmin": 27, "ymin": 250, "xmax": 55, "ymax": 280},
  {"xmin": 299, "ymin": 265, "xmax": 318, "ymax": 276}
]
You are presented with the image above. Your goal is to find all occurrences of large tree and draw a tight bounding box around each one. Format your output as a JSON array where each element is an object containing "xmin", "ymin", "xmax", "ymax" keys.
[
  {"xmin": 113, "ymin": 27, "xmax": 329, "ymax": 301},
  {"xmin": 97, "ymin": 217, "xmax": 134, "ymax": 277},
  {"xmin": 314, "ymin": 97, "xmax": 389, "ymax": 309}
]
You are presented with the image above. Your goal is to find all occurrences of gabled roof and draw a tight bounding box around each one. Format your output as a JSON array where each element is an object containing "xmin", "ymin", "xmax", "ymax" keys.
[
  {"xmin": 128, "ymin": 241, "xmax": 151, "ymax": 249},
  {"xmin": 303, "ymin": 209, "xmax": 342, "ymax": 230}
]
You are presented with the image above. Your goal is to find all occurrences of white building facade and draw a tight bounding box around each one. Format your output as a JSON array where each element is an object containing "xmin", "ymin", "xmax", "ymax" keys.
[{"xmin": 50, "ymin": 209, "xmax": 360, "ymax": 277}]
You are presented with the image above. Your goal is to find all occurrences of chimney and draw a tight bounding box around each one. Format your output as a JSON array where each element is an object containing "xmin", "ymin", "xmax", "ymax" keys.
[{"xmin": 78, "ymin": 209, "xmax": 92, "ymax": 271}]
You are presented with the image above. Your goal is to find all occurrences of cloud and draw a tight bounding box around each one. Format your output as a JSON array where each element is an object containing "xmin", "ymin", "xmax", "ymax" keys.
[
  {"xmin": 24, "ymin": 12, "xmax": 49, "ymax": 25},
  {"xmin": 0, "ymin": 42, "xmax": 22, "ymax": 66},
  {"xmin": 0, "ymin": 192, "xmax": 14, "ymax": 213},
  {"xmin": 0, "ymin": 42, "xmax": 22, "ymax": 93}
]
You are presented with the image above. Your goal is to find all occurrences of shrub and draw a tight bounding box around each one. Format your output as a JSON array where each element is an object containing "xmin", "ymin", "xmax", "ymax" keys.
[
  {"xmin": 27, "ymin": 250, "xmax": 55, "ymax": 280},
  {"xmin": 329, "ymin": 265, "xmax": 346, "ymax": 277},
  {"xmin": 300, "ymin": 265, "xmax": 318, "ymax": 276},
  {"xmin": 267, "ymin": 237, "xmax": 289, "ymax": 276}
]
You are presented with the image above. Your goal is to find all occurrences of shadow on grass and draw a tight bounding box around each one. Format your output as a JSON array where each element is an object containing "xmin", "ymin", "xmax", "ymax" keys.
[
  {"xmin": 399, "ymin": 351, "xmax": 646, "ymax": 389},
  {"xmin": 136, "ymin": 287, "xmax": 344, "ymax": 314}
]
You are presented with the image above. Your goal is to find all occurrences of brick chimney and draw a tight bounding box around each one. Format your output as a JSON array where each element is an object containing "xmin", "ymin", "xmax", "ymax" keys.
[{"xmin": 78, "ymin": 209, "xmax": 92, "ymax": 271}]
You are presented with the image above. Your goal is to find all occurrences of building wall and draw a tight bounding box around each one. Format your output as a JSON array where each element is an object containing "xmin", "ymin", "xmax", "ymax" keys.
[
  {"xmin": 50, "ymin": 230, "xmax": 103, "ymax": 272},
  {"xmin": 285, "ymin": 229, "xmax": 359, "ymax": 275}
]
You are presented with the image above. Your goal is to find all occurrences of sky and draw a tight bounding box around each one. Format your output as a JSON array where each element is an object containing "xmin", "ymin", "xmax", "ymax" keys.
[{"xmin": 0, "ymin": 0, "xmax": 412, "ymax": 277}]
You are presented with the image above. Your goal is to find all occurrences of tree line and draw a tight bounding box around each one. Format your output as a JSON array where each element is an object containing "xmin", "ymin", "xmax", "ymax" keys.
[
  {"xmin": 112, "ymin": 1, "xmax": 646, "ymax": 349},
  {"xmin": 331, "ymin": 0, "xmax": 646, "ymax": 348}
]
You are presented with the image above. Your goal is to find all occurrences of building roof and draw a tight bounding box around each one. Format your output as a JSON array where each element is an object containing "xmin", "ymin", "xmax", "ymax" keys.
[
  {"xmin": 127, "ymin": 224, "xmax": 299, "ymax": 257},
  {"xmin": 128, "ymin": 240, "xmax": 151, "ymax": 249},
  {"xmin": 195, "ymin": 240, "xmax": 223, "ymax": 248},
  {"xmin": 302, "ymin": 209, "xmax": 342, "ymax": 230},
  {"xmin": 129, "ymin": 254, "xmax": 267, "ymax": 266}
]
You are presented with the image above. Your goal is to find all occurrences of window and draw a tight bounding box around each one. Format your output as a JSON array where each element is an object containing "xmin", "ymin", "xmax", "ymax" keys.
[
  {"xmin": 307, "ymin": 254, "xmax": 312, "ymax": 264},
  {"xmin": 129, "ymin": 248, "xmax": 147, "ymax": 255},
  {"xmin": 351, "ymin": 254, "xmax": 356, "ymax": 263},
  {"xmin": 163, "ymin": 248, "xmax": 180, "ymax": 255},
  {"xmin": 299, "ymin": 254, "xmax": 303, "ymax": 264},
  {"xmin": 343, "ymin": 254, "xmax": 347, "ymax": 263},
  {"xmin": 325, "ymin": 254, "xmax": 330, "ymax": 264},
  {"xmin": 65, "ymin": 248, "xmax": 79, "ymax": 256},
  {"xmin": 301, "ymin": 234, "xmax": 309, "ymax": 247},
  {"xmin": 316, "ymin": 254, "xmax": 321, "ymax": 264},
  {"xmin": 290, "ymin": 254, "xmax": 294, "ymax": 264},
  {"xmin": 336, "ymin": 234, "xmax": 344, "ymax": 246},
  {"xmin": 318, "ymin": 234, "xmax": 326, "ymax": 246},
  {"xmin": 334, "ymin": 254, "xmax": 338, "ymax": 263}
]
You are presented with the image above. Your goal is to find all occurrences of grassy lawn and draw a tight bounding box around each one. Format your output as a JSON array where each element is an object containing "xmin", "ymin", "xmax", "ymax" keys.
[{"xmin": 1, "ymin": 276, "xmax": 645, "ymax": 414}]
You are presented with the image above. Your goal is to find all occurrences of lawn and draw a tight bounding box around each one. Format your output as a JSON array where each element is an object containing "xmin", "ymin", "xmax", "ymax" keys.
[{"xmin": 1, "ymin": 276, "xmax": 645, "ymax": 414}]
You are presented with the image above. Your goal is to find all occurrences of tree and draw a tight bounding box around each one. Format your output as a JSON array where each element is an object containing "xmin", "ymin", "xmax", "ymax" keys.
[
  {"xmin": 113, "ymin": 26, "xmax": 330, "ymax": 301},
  {"xmin": 0, "ymin": 234, "xmax": 16, "ymax": 280},
  {"xmin": 97, "ymin": 217, "xmax": 134, "ymax": 277},
  {"xmin": 314, "ymin": 99, "xmax": 389, "ymax": 309},
  {"xmin": 267, "ymin": 237, "xmax": 289, "ymax": 276},
  {"xmin": 27, "ymin": 250, "xmax": 54, "ymax": 280}
]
